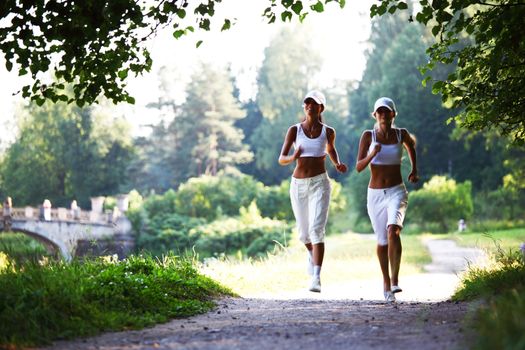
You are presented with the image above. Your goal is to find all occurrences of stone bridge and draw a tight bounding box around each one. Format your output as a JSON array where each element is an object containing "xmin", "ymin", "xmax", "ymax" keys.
[{"xmin": 0, "ymin": 196, "xmax": 134, "ymax": 261}]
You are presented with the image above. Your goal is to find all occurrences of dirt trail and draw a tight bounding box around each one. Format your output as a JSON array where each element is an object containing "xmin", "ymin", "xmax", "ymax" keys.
[{"xmin": 41, "ymin": 239, "xmax": 487, "ymax": 350}]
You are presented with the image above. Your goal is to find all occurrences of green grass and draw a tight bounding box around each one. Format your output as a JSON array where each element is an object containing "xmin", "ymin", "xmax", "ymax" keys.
[
  {"xmin": 452, "ymin": 239, "xmax": 525, "ymax": 349},
  {"xmin": 438, "ymin": 227, "xmax": 525, "ymax": 254},
  {"xmin": 0, "ymin": 254, "xmax": 234, "ymax": 348},
  {"xmin": 201, "ymin": 232, "xmax": 432, "ymax": 296}
]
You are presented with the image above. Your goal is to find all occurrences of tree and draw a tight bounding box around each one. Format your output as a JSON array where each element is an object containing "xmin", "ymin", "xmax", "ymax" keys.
[
  {"xmin": 370, "ymin": 0, "xmax": 525, "ymax": 144},
  {"xmin": 171, "ymin": 64, "xmax": 253, "ymax": 182},
  {"xmin": 0, "ymin": 101, "xmax": 134, "ymax": 207},
  {"xmin": 0, "ymin": 0, "xmax": 344, "ymax": 107}
]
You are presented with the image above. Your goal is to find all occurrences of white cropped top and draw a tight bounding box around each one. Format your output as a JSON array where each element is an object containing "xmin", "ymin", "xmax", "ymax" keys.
[
  {"xmin": 368, "ymin": 128, "xmax": 403, "ymax": 165},
  {"xmin": 294, "ymin": 123, "xmax": 327, "ymax": 157}
]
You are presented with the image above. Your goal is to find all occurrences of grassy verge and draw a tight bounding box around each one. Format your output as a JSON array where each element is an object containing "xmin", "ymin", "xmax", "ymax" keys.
[
  {"xmin": 201, "ymin": 232, "xmax": 432, "ymax": 296},
  {"xmin": 439, "ymin": 227, "xmax": 525, "ymax": 254},
  {"xmin": 452, "ymin": 241, "xmax": 525, "ymax": 349},
  {"xmin": 0, "ymin": 254, "xmax": 234, "ymax": 348}
]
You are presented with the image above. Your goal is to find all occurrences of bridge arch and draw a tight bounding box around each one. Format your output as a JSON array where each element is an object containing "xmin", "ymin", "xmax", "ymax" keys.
[{"xmin": 3, "ymin": 228, "xmax": 67, "ymax": 261}]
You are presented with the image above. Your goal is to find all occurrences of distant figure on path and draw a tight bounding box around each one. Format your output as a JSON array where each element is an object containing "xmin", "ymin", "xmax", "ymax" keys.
[
  {"xmin": 278, "ymin": 90, "xmax": 347, "ymax": 293},
  {"xmin": 355, "ymin": 97, "xmax": 419, "ymax": 302}
]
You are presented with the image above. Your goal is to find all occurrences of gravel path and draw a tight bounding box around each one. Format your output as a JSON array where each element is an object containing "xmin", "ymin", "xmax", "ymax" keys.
[{"xmin": 41, "ymin": 239, "xmax": 487, "ymax": 350}]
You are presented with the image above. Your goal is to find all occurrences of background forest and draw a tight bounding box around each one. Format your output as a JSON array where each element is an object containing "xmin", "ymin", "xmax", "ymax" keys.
[{"xmin": 1, "ymin": 12, "xmax": 524, "ymax": 258}]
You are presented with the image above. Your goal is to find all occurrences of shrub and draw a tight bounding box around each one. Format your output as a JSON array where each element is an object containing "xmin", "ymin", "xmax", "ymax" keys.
[
  {"xmin": 135, "ymin": 213, "xmax": 206, "ymax": 256},
  {"xmin": 473, "ymin": 187, "xmax": 525, "ymax": 222},
  {"xmin": 174, "ymin": 175, "xmax": 259, "ymax": 220},
  {"xmin": 409, "ymin": 176, "xmax": 473, "ymax": 232},
  {"xmin": 190, "ymin": 202, "xmax": 291, "ymax": 258}
]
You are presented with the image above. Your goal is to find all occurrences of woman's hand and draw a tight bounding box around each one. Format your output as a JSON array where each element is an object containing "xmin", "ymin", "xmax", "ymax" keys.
[
  {"xmin": 293, "ymin": 146, "xmax": 303, "ymax": 160},
  {"xmin": 335, "ymin": 163, "xmax": 348, "ymax": 173},
  {"xmin": 408, "ymin": 169, "xmax": 419, "ymax": 183},
  {"xmin": 371, "ymin": 142, "xmax": 381, "ymax": 157}
]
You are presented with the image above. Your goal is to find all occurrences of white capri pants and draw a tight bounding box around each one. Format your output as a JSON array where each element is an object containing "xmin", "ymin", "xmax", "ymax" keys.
[
  {"xmin": 290, "ymin": 172, "xmax": 332, "ymax": 245},
  {"xmin": 367, "ymin": 183, "xmax": 408, "ymax": 246}
]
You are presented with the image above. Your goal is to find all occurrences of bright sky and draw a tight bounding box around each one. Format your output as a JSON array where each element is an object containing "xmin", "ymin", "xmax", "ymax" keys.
[{"xmin": 0, "ymin": 0, "xmax": 374, "ymax": 141}]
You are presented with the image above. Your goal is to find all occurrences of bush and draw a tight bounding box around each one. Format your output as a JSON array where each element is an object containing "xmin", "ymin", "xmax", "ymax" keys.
[
  {"xmin": 409, "ymin": 176, "xmax": 473, "ymax": 232},
  {"xmin": 135, "ymin": 213, "xmax": 206, "ymax": 256},
  {"xmin": 256, "ymin": 180, "xmax": 293, "ymax": 220},
  {"xmin": 190, "ymin": 202, "xmax": 291, "ymax": 258},
  {"xmin": 174, "ymin": 175, "xmax": 259, "ymax": 220},
  {"xmin": 473, "ymin": 187, "xmax": 525, "ymax": 222}
]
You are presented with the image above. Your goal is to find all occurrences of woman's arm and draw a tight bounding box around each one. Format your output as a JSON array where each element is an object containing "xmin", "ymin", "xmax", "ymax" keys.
[
  {"xmin": 278, "ymin": 126, "xmax": 301, "ymax": 166},
  {"xmin": 326, "ymin": 127, "xmax": 347, "ymax": 173},
  {"xmin": 401, "ymin": 128, "xmax": 419, "ymax": 183},
  {"xmin": 355, "ymin": 130, "xmax": 379, "ymax": 172}
]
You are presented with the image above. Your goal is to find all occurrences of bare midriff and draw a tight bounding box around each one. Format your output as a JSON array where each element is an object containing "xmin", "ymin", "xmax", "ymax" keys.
[
  {"xmin": 369, "ymin": 164, "xmax": 403, "ymax": 189},
  {"xmin": 293, "ymin": 156, "xmax": 327, "ymax": 178}
]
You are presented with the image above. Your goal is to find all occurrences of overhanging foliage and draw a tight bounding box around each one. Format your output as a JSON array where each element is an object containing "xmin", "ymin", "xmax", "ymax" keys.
[
  {"xmin": 0, "ymin": 0, "xmax": 344, "ymax": 107},
  {"xmin": 370, "ymin": 0, "xmax": 525, "ymax": 144}
]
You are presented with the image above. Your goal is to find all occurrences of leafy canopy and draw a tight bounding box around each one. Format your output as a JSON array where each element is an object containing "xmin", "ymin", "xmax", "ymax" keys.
[
  {"xmin": 0, "ymin": 0, "xmax": 344, "ymax": 107},
  {"xmin": 370, "ymin": 0, "xmax": 525, "ymax": 144}
]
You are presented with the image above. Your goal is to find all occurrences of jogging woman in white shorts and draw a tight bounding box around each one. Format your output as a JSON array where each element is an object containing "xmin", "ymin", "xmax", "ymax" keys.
[
  {"xmin": 279, "ymin": 90, "xmax": 347, "ymax": 293},
  {"xmin": 356, "ymin": 97, "xmax": 419, "ymax": 302}
]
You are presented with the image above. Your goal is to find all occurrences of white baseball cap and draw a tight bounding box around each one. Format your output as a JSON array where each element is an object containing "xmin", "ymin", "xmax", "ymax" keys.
[
  {"xmin": 373, "ymin": 97, "xmax": 396, "ymax": 113},
  {"xmin": 303, "ymin": 90, "xmax": 326, "ymax": 106}
]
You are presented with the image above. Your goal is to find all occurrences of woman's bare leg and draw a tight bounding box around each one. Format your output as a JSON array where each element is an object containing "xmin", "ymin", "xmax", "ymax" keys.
[{"xmin": 388, "ymin": 225, "xmax": 402, "ymax": 286}]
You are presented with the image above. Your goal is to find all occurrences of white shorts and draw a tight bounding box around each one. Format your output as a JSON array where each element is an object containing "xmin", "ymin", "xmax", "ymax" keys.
[
  {"xmin": 290, "ymin": 172, "xmax": 332, "ymax": 245},
  {"xmin": 367, "ymin": 183, "xmax": 408, "ymax": 246}
]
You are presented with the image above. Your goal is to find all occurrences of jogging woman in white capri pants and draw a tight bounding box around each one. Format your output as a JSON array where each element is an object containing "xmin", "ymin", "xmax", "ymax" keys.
[
  {"xmin": 279, "ymin": 90, "xmax": 347, "ymax": 293},
  {"xmin": 356, "ymin": 97, "xmax": 419, "ymax": 302}
]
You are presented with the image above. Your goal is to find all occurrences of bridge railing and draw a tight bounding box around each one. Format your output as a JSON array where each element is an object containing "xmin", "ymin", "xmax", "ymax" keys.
[{"xmin": 8, "ymin": 207, "xmax": 117, "ymax": 225}]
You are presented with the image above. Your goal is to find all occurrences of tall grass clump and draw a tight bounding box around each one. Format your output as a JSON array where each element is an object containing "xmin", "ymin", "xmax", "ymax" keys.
[
  {"xmin": 453, "ymin": 242, "xmax": 525, "ymax": 349},
  {"xmin": 0, "ymin": 253, "xmax": 233, "ymax": 347}
]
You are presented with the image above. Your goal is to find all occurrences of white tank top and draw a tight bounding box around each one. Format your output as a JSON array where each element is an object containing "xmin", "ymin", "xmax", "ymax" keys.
[
  {"xmin": 368, "ymin": 128, "xmax": 403, "ymax": 165},
  {"xmin": 294, "ymin": 123, "xmax": 327, "ymax": 157}
]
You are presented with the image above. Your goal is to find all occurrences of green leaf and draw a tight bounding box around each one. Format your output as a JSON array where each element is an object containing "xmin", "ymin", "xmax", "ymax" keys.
[
  {"xmin": 176, "ymin": 9, "xmax": 186, "ymax": 18},
  {"xmin": 311, "ymin": 1, "xmax": 324, "ymax": 12},
  {"xmin": 5, "ymin": 60, "xmax": 12, "ymax": 72},
  {"xmin": 422, "ymin": 76, "xmax": 431, "ymax": 87},
  {"xmin": 299, "ymin": 13, "xmax": 308, "ymax": 22},
  {"xmin": 118, "ymin": 69, "xmax": 128, "ymax": 79},
  {"xmin": 173, "ymin": 30, "xmax": 185, "ymax": 39},
  {"xmin": 126, "ymin": 96, "xmax": 136, "ymax": 104},
  {"xmin": 291, "ymin": 1, "xmax": 303, "ymax": 15},
  {"xmin": 388, "ymin": 5, "xmax": 397, "ymax": 14},
  {"xmin": 370, "ymin": 4, "xmax": 378, "ymax": 17},
  {"xmin": 196, "ymin": 40, "xmax": 203, "ymax": 48},
  {"xmin": 431, "ymin": 81, "xmax": 443, "ymax": 94},
  {"xmin": 339, "ymin": 0, "xmax": 346, "ymax": 8},
  {"xmin": 35, "ymin": 97, "xmax": 46, "ymax": 106},
  {"xmin": 281, "ymin": 11, "xmax": 292, "ymax": 22},
  {"xmin": 431, "ymin": 25, "xmax": 440, "ymax": 36},
  {"xmin": 221, "ymin": 19, "xmax": 231, "ymax": 31},
  {"xmin": 397, "ymin": 2, "xmax": 408, "ymax": 10},
  {"xmin": 282, "ymin": 0, "xmax": 293, "ymax": 8}
]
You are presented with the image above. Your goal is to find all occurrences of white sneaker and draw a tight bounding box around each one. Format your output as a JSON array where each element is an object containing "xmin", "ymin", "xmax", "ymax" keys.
[
  {"xmin": 309, "ymin": 277, "xmax": 321, "ymax": 293},
  {"xmin": 391, "ymin": 285, "xmax": 402, "ymax": 293},
  {"xmin": 384, "ymin": 291, "xmax": 396, "ymax": 302},
  {"xmin": 307, "ymin": 255, "xmax": 314, "ymax": 275}
]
